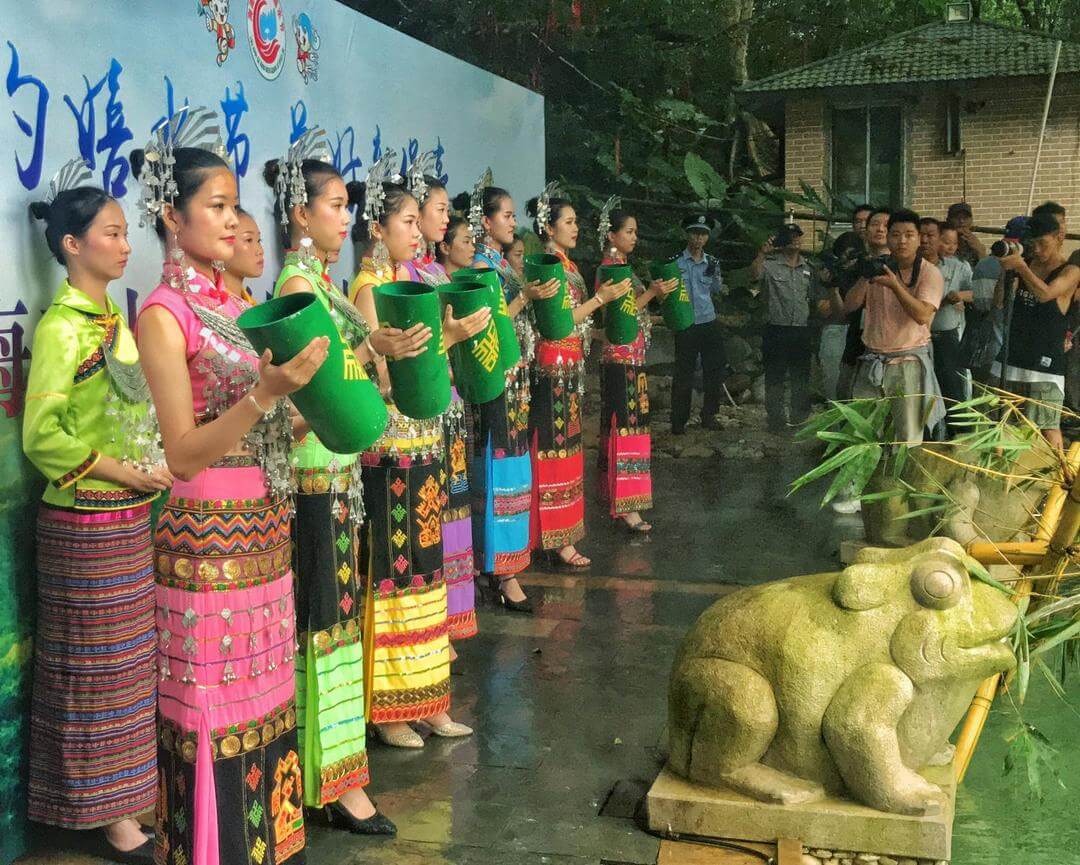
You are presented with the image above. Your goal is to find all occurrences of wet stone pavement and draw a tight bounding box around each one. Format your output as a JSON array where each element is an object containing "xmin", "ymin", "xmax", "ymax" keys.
[{"xmin": 19, "ymin": 439, "xmax": 1080, "ymax": 865}]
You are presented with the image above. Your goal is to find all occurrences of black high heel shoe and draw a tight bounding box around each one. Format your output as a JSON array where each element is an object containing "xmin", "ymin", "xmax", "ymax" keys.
[
  {"xmin": 322, "ymin": 800, "xmax": 397, "ymax": 836},
  {"xmin": 86, "ymin": 831, "xmax": 155, "ymax": 865},
  {"xmin": 488, "ymin": 573, "xmax": 533, "ymax": 614}
]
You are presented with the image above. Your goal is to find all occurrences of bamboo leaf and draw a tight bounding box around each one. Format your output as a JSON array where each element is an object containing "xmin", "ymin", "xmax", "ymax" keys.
[
  {"xmin": 789, "ymin": 446, "xmax": 866, "ymax": 495},
  {"xmin": 966, "ymin": 558, "xmax": 1013, "ymax": 594},
  {"xmin": 833, "ymin": 400, "xmax": 878, "ymax": 441},
  {"xmin": 1030, "ymin": 618, "xmax": 1080, "ymax": 659},
  {"xmin": 859, "ymin": 489, "xmax": 907, "ymax": 503},
  {"xmin": 892, "ymin": 504, "xmax": 949, "ymax": 521},
  {"xmin": 890, "ymin": 444, "xmax": 909, "ymax": 478}
]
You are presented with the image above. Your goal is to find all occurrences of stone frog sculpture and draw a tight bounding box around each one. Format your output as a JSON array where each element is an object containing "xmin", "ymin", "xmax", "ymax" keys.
[{"xmin": 668, "ymin": 538, "xmax": 1017, "ymax": 815}]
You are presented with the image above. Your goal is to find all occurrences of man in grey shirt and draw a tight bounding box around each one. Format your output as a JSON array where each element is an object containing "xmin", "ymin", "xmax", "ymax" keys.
[
  {"xmin": 922, "ymin": 218, "xmax": 972, "ymax": 436},
  {"xmin": 751, "ymin": 223, "xmax": 820, "ymax": 432}
]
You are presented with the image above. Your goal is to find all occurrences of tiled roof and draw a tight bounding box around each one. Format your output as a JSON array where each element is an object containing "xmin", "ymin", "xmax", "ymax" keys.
[{"xmin": 740, "ymin": 20, "xmax": 1080, "ymax": 94}]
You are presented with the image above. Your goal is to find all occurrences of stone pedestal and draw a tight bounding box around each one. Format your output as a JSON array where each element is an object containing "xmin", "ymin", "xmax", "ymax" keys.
[{"xmin": 646, "ymin": 765, "xmax": 956, "ymax": 861}]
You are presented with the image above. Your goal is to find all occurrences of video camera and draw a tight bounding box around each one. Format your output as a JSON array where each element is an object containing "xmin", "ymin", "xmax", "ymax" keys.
[
  {"xmin": 818, "ymin": 233, "xmax": 893, "ymax": 288},
  {"xmin": 990, "ymin": 238, "xmax": 1032, "ymax": 258},
  {"xmin": 856, "ymin": 255, "xmax": 899, "ymax": 280},
  {"xmin": 990, "ymin": 215, "xmax": 1033, "ymax": 259}
]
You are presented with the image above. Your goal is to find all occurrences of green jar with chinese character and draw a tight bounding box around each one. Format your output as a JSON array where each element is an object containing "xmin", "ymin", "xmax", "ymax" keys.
[
  {"xmin": 453, "ymin": 266, "xmax": 522, "ymax": 370},
  {"xmin": 439, "ymin": 280, "xmax": 506, "ymax": 404},
  {"xmin": 372, "ymin": 281, "xmax": 452, "ymax": 419}
]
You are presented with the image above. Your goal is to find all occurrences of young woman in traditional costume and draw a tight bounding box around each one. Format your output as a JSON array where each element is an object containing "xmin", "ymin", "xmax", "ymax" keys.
[
  {"xmin": 403, "ymin": 155, "xmax": 477, "ymax": 644},
  {"xmin": 594, "ymin": 199, "xmax": 678, "ymax": 533},
  {"xmin": 263, "ymin": 129, "xmax": 397, "ymax": 834},
  {"xmin": 348, "ymin": 152, "xmax": 487, "ymax": 748},
  {"xmin": 134, "ymin": 107, "xmax": 327, "ymax": 865},
  {"xmin": 506, "ymin": 236, "xmax": 526, "ymax": 279},
  {"xmin": 222, "ymin": 206, "xmax": 264, "ymax": 305},
  {"xmin": 524, "ymin": 184, "xmax": 629, "ymax": 568},
  {"xmin": 437, "ymin": 216, "xmax": 476, "ymax": 274},
  {"xmin": 24, "ymin": 159, "xmax": 172, "ymax": 864},
  {"xmin": 463, "ymin": 173, "xmax": 551, "ymax": 610}
]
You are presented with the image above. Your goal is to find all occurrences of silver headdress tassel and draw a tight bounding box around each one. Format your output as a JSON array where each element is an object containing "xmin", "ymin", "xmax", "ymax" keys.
[
  {"xmin": 597, "ymin": 194, "xmax": 621, "ymax": 252},
  {"xmin": 468, "ymin": 167, "xmax": 493, "ymax": 240},
  {"xmin": 136, "ymin": 106, "xmax": 227, "ymax": 228},
  {"xmin": 362, "ymin": 148, "xmax": 401, "ymax": 226},
  {"xmin": 535, "ymin": 180, "xmax": 563, "ymax": 237},
  {"xmin": 44, "ymin": 158, "xmax": 94, "ymax": 204},
  {"xmin": 274, "ymin": 127, "xmax": 333, "ymax": 226},
  {"xmin": 405, "ymin": 149, "xmax": 438, "ymax": 206}
]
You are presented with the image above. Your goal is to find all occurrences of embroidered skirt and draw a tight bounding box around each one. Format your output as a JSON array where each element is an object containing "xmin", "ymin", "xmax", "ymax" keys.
[
  {"xmin": 360, "ymin": 452, "xmax": 451, "ymax": 724},
  {"xmin": 529, "ymin": 338, "xmax": 586, "ymax": 550},
  {"xmin": 292, "ymin": 467, "xmax": 368, "ymax": 807},
  {"xmin": 443, "ymin": 393, "xmax": 477, "ymax": 640},
  {"xmin": 154, "ymin": 466, "xmax": 305, "ymax": 865},
  {"xmin": 469, "ymin": 365, "xmax": 533, "ymax": 576},
  {"xmin": 27, "ymin": 504, "xmax": 157, "ymax": 829},
  {"xmin": 598, "ymin": 360, "xmax": 653, "ymax": 516}
]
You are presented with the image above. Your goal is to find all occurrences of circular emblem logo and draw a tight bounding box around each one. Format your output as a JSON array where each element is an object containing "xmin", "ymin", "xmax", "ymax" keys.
[{"xmin": 247, "ymin": 0, "xmax": 286, "ymax": 80}]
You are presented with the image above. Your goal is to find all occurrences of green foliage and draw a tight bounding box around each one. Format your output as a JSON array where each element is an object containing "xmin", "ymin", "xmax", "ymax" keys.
[{"xmin": 1004, "ymin": 719, "xmax": 1066, "ymax": 800}]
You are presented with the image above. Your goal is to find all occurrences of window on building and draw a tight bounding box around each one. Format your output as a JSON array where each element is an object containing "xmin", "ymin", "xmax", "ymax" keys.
[{"xmin": 831, "ymin": 105, "xmax": 902, "ymax": 208}]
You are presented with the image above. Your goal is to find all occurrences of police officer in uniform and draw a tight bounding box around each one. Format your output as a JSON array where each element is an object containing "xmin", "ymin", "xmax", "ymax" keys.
[{"xmin": 673, "ymin": 214, "xmax": 727, "ymax": 434}]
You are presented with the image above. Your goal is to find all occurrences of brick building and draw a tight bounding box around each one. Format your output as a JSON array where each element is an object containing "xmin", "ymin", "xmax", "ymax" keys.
[{"xmin": 738, "ymin": 11, "xmax": 1080, "ymax": 236}]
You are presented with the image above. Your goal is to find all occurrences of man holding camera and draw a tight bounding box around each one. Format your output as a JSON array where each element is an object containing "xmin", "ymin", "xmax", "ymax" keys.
[
  {"xmin": 992, "ymin": 211, "xmax": 1080, "ymax": 450},
  {"xmin": 921, "ymin": 217, "xmax": 973, "ymax": 437},
  {"xmin": 844, "ymin": 209, "xmax": 945, "ymax": 444},
  {"xmin": 947, "ymin": 201, "xmax": 987, "ymax": 268},
  {"xmin": 751, "ymin": 223, "xmax": 819, "ymax": 432},
  {"xmin": 672, "ymin": 214, "xmax": 726, "ymax": 434}
]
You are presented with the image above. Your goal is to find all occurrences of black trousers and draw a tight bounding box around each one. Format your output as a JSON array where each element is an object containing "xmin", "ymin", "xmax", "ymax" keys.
[
  {"xmin": 672, "ymin": 320, "xmax": 726, "ymax": 432},
  {"xmin": 762, "ymin": 324, "xmax": 812, "ymax": 429},
  {"xmin": 932, "ymin": 328, "xmax": 965, "ymax": 437}
]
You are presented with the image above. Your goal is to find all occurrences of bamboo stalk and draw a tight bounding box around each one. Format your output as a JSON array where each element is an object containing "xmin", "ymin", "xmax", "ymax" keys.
[
  {"xmin": 954, "ymin": 443, "xmax": 1080, "ymax": 782},
  {"xmin": 966, "ymin": 540, "xmax": 1048, "ymax": 566}
]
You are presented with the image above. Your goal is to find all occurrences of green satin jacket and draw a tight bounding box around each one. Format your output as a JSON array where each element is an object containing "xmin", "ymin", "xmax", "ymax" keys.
[{"xmin": 23, "ymin": 281, "xmax": 159, "ymax": 510}]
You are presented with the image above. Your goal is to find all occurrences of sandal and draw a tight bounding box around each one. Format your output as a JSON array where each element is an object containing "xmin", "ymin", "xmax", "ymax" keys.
[
  {"xmin": 488, "ymin": 574, "xmax": 534, "ymax": 614},
  {"xmin": 619, "ymin": 515, "xmax": 652, "ymax": 533},
  {"xmin": 550, "ymin": 549, "xmax": 591, "ymax": 570}
]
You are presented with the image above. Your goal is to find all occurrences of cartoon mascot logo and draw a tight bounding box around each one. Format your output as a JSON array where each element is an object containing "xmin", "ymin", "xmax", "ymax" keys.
[
  {"xmin": 199, "ymin": 0, "xmax": 236, "ymax": 65},
  {"xmin": 247, "ymin": 0, "xmax": 286, "ymax": 80},
  {"xmin": 293, "ymin": 13, "xmax": 321, "ymax": 83}
]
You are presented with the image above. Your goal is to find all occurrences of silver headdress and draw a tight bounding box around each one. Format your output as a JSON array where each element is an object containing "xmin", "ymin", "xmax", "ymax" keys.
[
  {"xmin": 136, "ymin": 106, "xmax": 227, "ymax": 228},
  {"xmin": 274, "ymin": 127, "xmax": 333, "ymax": 226},
  {"xmin": 597, "ymin": 194, "xmax": 621, "ymax": 252},
  {"xmin": 468, "ymin": 167, "xmax": 493, "ymax": 239},
  {"xmin": 44, "ymin": 158, "xmax": 94, "ymax": 204},
  {"xmin": 363, "ymin": 148, "xmax": 401, "ymax": 226},
  {"xmin": 535, "ymin": 180, "xmax": 563, "ymax": 236},
  {"xmin": 405, "ymin": 149, "xmax": 438, "ymax": 206}
]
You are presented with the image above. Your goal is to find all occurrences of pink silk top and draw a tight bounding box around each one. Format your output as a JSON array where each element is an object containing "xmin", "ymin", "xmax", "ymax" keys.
[{"xmin": 139, "ymin": 265, "xmax": 258, "ymax": 420}]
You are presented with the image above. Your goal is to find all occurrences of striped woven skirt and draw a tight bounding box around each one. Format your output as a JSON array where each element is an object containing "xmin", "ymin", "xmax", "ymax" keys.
[
  {"xmin": 292, "ymin": 467, "xmax": 368, "ymax": 807},
  {"xmin": 443, "ymin": 394, "xmax": 477, "ymax": 640},
  {"xmin": 360, "ymin": 449, "xmax": 451, "ymax": 724},
  {"xmin": 27, "ymin": 503, "xmax": 157, "ymax": 829},
  {"xmin": 529, "ymin": 338, "xmax": 586, "ymax": 551},
  {"xmin": 154, "ymin": 466, "xmax": 305, "ymax": 865},
  {"xmin": 597, "ymin": 360, "xmax": 653, "ymax": 516},
  {"xmin": 469, "ymin": 365, "xmax": 533, "ymax": 576}
]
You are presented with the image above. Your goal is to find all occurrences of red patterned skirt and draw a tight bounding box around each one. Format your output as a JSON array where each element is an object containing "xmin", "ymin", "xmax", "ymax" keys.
[{"xmin": 529, "ymin": 336, "xmax": 586, "ymax": 550}]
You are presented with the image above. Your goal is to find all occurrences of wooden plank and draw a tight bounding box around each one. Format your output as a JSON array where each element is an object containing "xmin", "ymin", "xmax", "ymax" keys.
[{"xmin": 658, "ymin": 838, "xmax": 775, "ymax": 864}]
